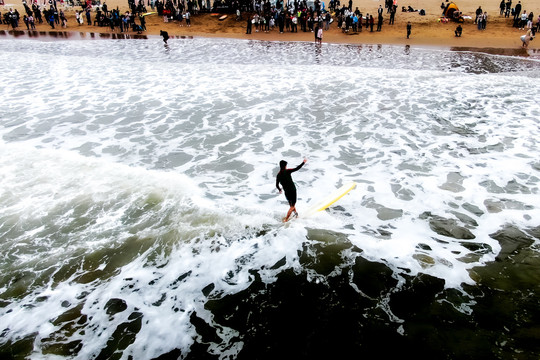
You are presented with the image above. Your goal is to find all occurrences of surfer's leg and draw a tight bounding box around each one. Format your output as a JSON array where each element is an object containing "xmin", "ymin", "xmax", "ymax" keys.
[
  {"xmin": 290, "ymin": 205, "xmax": 298, "ymax": 218},
  {"xmin": 284, "ymin": 206, "xmax": 294, "ymax": 222},
  {"xmin": 283, "ymin": 189, "xmax": 298, "ymax": 222}
]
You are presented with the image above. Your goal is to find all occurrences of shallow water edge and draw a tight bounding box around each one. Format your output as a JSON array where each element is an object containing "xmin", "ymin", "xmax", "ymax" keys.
[{"xmin": 1, "ymin": 29, "xmax": 539, "ymax": 59}]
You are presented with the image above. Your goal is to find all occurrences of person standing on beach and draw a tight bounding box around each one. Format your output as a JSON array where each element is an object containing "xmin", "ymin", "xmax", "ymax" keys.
[
  {"xmin": 364, "ymin": 13, "xmax": 369, "ymax": 31},
  {"xmin": 475, "ymin": 6, "xmax": 482, "ymax": 24},
  {"xmin": 139, "ymin": 13, "xmax": 146, "ymax": 31},
  {"xmin": 477, "ymin": 12, "xmax": 483, "ymax": 30},
  {"xmin": 33, "ymin": 5, "xmax": 43, "ymax": 24},
  {"xmin": 389, "ymin": 6, "xmax": 395, "ymax": 25},
  {"xmin": 324, "ymin": 12, "xmax": 331, "ymax": 30},
  {"xmin": 13, "ymin": 9, "xmax": 20, "ymax": 29},
  {"xmin": 246, "ymin": 15, "xmax": 252, "ymax": 33},
  {"xmin": 276, "ymin": 159, "xmax": 307, "ymax": 222},
  {"xmin": 123, "ymin": 13, "xmax": 129, "ymax": 30},
  {"xmin": 185, "ymin": 10, "xmax": 190, "ymax": 27},
  {"xmin": 292, "ymin": 15, "xmax": 298, "ymax": 32},
  {"xmin": 514, "ymin": 1, "xmax": 522, "ymax": 21},
  {"xmin": 505, "ymin": 0, "xmax": 511, "ymax": 18},
  {"xmin": 48, "ymin": 12, "xmax": 55, "ymax": 29},
  {"xmin": 527, "ymin": 12, "xmax": 534, "ymax": 31},
  {"xmin": 28, "ymin": 14, "xmax": 35, "ymax": 29},
  {"xmin": 406, "ymin": 21, "xmax": 411, "ymax": 38},
  {"xmin": 53, "ymin": 8, "xmax": 59, "ymax": 25},
  {"xmin": 60, "ymin": 10, "xmax": 67, "ymax": 27},
  {"xmin": 519, "ymin": 10, "xmax": 527, "ymax": 30}
]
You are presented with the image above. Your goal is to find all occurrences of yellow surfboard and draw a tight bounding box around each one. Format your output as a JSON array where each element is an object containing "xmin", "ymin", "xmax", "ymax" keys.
[{"xmin": 303, "ymin": 182, "xmax": 357, "ymax": 217}]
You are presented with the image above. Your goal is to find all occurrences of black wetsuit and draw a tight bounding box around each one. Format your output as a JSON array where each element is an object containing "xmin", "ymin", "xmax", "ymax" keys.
[
  {"xmin": 160, "ymin": 30, "xmax": 169, "ymax": 43},
  {"xmin": 276, "ymin": 162, "xmax": 305, "ymax": 206}
]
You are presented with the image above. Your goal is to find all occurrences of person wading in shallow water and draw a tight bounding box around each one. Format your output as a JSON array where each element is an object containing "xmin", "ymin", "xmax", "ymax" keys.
[
  {"xmin": 160, "ymin": 30, "xmax": 169, "ymax": 44},
  {"xmin": 276, "ymin": 158, "xmax": 307, "ymax": 222}
]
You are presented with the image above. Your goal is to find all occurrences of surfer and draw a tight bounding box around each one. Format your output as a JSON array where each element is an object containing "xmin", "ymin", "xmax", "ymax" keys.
[{"xmin": 276, "ymin": 158, "xmax": 307, "ymax": 222}]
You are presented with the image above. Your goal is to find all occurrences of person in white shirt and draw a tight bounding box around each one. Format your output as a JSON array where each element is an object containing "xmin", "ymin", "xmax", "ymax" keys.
[{"xmin": 520, "ymin": 10, "xmax": 527, "ymax": 30}]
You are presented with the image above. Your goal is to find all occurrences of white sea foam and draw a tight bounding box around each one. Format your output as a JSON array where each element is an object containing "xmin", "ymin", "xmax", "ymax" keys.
[{"xmin": 0, "ymin": 38, "xmax": 539, "ymax": 358}]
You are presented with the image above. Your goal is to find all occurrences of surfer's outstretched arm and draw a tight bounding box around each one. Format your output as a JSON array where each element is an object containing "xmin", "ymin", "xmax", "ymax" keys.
[{"xmin": 290, "ymin": 158, "xmax": 307, "ymax": 173}]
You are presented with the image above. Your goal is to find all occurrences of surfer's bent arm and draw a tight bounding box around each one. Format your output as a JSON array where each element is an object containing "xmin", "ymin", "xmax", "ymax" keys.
[{"xmin": 276, "ymin": 176, "xmax": 282, "ymax": 192}]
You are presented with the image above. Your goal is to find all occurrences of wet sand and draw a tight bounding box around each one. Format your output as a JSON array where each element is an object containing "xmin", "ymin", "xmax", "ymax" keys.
[{"xmin": 3, "ymin": 28, "xmax": 538, "ymax": 59}]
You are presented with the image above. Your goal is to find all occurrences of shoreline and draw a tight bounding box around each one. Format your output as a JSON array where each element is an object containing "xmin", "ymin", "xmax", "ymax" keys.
[{"xmin": 1, "ymin": 28, "xmax": 538, "ymax": 59}]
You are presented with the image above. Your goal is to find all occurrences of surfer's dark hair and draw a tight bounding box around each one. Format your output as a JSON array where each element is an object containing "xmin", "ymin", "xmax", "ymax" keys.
[{"xmin": 279, "ymin": 160, "xmax": 287, "ymax": 170}]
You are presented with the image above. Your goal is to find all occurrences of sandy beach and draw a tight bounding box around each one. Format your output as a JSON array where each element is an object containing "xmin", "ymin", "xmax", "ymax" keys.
[{"xmin": 1, "ymin": 0, "xmax": 539, "ymax": 51}]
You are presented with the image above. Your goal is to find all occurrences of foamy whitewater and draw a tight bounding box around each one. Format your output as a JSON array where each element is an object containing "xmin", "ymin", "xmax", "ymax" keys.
[{"xmin": 1, "ymin": 37, "xmax": 540, "ymax": 359}]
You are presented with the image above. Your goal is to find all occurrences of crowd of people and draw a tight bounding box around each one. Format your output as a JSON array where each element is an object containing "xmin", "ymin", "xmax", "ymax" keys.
[
  {"xmin": 1, "ymin": 0, "xmax": 192, "ymax": 31},
  {"xmin": 1, "ymin": 0, "xmax": 539, "ymax": 45},
  {"xmin": 1, "ymin": 0, "xmax": 401, "ymax": 38},
  {"xmin": 242, "ymin": 0, "xmax": 401, "ymax": 41},
  {"xmin": 245, "ymin": 0, "xmax": 330, "ymax": 35},
  {"xmin": 243, "ymin": 0, "xmax": 401, "ymax": 35},
  {"xmin": 472, "ymin": 2, "xmax": 539, "ymax": 33}
]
